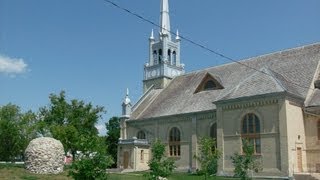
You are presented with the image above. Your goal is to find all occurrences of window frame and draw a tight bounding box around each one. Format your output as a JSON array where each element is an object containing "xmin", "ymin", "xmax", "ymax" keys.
[
  {"xmin": 137, "ymin": 130, "xmax": 146, "ymax": 139},
  {"xmin": 169, "ymin": 127, "xmax": 181, "ymax": 157},
  {"xmin": 210, "ymin": 123, "xmax": 217, "ymax": 148},
  {"xmin": 241, "ymin": 113, "xmax": 261, "ymax": 154}
]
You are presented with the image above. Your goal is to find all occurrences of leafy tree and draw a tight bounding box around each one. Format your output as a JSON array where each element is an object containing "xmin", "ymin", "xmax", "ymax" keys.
[
  {"xmin": 145, "ymin": 139, "xmax": 175, "ymax": 180},
  {"xmin": 105, "ymin": 116, "xmax": 120, "ymax": 168},
  {"xmin": 231, "ymin": 139, "xmax": 262, "ymax": 180},
  {"xmin": 0, "ymin": 104, "xmax": 22, "ymax": 161},
  {"xmin": 194, "ymin": 137, "xmax": 221, "ymax": 180},
  {"xmin": 39, "ymin": 91, "xmax": 106, "ymax": 159},
  {"xmin": 19, "ymin": 111, "xmax": 38, "ymax": 159},
  {"xmin": 0, "ymin": 104, "xmax": 37, "ymax": 161}
]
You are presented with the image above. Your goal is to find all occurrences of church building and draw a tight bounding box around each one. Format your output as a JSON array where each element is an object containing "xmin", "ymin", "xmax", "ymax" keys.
[{"xmin": 117, "ymin": 0, "xmax": 320, "ymax": 178}]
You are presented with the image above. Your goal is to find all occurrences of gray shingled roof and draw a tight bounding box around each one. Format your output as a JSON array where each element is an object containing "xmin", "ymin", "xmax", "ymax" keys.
[{"xmin": 131, "ymin": 43, "xmax": 320, "ymax": 120}]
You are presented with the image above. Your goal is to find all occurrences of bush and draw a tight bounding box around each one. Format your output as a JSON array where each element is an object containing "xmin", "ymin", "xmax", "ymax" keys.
[
  {"xmin": 145, "ymin": 139, "xmax": 175, "ymax": 180},
  {"xmin": 68, "ymin": 136, "xmax": 113, "ymax": 180},
  {"xmin": 68, "ymin": 152, "xmax": 113, "ymax": 180},
  {"xmin": 231, "ymin": 139, "xmax": 262, "ymax": 180},
  {"xmin": 194, "ymin": 137, "xmax": 221, "ymax": 180}
]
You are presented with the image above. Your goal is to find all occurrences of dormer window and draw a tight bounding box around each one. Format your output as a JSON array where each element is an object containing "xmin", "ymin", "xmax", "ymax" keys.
[
  {"xmin": 194, "ymin": 73, "xmax": 224, "ymax": 93},
  {"xmin": 204, "ymin": 80, "xmax": 217, "ymax": 90}
]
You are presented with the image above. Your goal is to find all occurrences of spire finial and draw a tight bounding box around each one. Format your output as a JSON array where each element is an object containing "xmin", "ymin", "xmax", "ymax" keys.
[
  {"xmin": 160, "ymin": 0, "xmax": 171, "ymax": 39},
  {"xmin": 123, "ymin": 88, "xmax": 131, "ymax": 105},
  {"xmin": 150, "ymin": 29, "xmax": 155, "ymax": 40},
  {"xmin": 175, "ymin": 29, "xmax": 180, "ymax": 41}
]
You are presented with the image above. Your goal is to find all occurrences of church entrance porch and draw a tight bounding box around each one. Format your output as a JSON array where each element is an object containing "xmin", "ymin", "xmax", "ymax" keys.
[{"xmin": 117, "ymin": 138, "xmax": 150, "ymax": 171}]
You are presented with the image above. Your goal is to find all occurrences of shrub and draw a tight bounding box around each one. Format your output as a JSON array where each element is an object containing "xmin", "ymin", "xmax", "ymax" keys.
[
  {"xmin": 194, "ymin": 137, "xmax": 221, "ymax": 180},
  {"xmin": 68, "ymin": 152, "xmax": 113, "ymax": 180},
  {"xmin": 145, "ymin": 139, "xmax": 175, "ymax": 180},
  {"xmin": 68, "ymin": 136, "xmax": 113, "ymax": 180},
  {"xmin": 231, "ymin": 139, "xmax": 262, "ymax": 180}
]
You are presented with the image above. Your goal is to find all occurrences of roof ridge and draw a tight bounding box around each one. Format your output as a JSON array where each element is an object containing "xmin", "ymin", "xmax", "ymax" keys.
[{"xmin": 180, "ymin": 42, "xmax": 320, "ymax": 77}]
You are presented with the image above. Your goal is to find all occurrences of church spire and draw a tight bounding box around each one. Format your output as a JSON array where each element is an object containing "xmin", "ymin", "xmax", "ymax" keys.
[
  {"xmin": 143, "ymin": 0, "xmax": 184, "ymax": 93},
  {"xmin": 160, "ymin": 0, "xmax": 171, "ymax": 39}
]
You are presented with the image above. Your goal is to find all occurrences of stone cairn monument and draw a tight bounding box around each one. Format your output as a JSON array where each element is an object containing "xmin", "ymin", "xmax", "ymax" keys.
[{"xmin": 24, "ymin": 137, "xmax": 65, "ymax": 174}]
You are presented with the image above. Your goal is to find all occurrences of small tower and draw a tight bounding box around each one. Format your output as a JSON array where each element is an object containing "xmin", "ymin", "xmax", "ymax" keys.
[
  {"xmin": 121, "ymin": 88, "xmax": 132, "ymax": 117},
  {"xmin": 120, "ymin": 89, "xmax": 131, "ymax": 140},
  {"xmin": 143, "ymin": 0, "xmax": 185, "ymax": 93}
]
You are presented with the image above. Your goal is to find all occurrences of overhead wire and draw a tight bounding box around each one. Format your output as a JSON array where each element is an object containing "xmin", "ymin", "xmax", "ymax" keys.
[{"xmin": 103, "ymin": 0, "xmax": 315, "ymax": 91}]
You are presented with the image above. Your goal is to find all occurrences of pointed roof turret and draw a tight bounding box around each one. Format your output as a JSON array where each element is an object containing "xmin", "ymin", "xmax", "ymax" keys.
[
  {"xmin": 160, "ymin": 0, "xmax": 171, "ymax": 39},
  {"xmin": 122, "ymin": 88, "xmax": 132, "ymax": 117}
]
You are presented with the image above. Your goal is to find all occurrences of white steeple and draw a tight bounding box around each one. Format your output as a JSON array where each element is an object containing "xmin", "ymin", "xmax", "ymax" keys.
[
  {"xmin": 143, "ymin": 0, "xmax": 184, "ymax": 93},
  {"xmin": 160, "ymin": 0, "xmax": 171, "ymax": 39}
]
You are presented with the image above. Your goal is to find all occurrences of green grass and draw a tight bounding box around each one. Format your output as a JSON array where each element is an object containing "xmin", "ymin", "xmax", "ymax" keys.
[
  {"xmin": 0, "ymin": 164, "xmax": 236, "ymax": 180},
  {"xmin": 109, "ymin": 172, "xmax": 236, "ymax": 180},
  {"xmin": 0, "ymin": 164, "xmax": 71, "ymax": 180}
]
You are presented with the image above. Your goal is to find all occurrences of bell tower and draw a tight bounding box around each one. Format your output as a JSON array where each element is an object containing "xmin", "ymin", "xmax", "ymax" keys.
[{"xmin": 143, "ymin": 0, "xmax": 185, "ymax": 93}]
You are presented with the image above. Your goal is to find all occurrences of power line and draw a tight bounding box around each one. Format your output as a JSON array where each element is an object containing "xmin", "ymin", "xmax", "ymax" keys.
[{"xmin": 102, "ymin": 0, "xmax": 315, "ymax": 91}]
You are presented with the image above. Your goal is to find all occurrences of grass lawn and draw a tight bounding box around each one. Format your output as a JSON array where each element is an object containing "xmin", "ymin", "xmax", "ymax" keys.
[
  {"xmin": 0, "ymin": 164, "xmax": 71, "ymax": 180},
  {"xmin": 0, "ymin": 164, "xmax": 236, "ymax": 180},
  {"xmin": 110, "ymin": 172, "xmax": 237, "ymax": 180}
]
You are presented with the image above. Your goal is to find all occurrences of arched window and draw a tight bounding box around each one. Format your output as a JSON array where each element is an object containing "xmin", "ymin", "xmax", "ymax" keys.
[
  {"xmin": 153, "ymin": 50, "xmax": 157, "ymax": 64},
  {"xmin": 204, "ymin": 80, "xmax": 216, "ymax": 90},
  {"xmin": 210, "ymin": 123, "xmax": 217, "ymax": 148},
  {"xmin": 241, "ymin": 113, "xmax": 261, "ymax": 154},
  {"xmin": 158, "ymin": 49, "xmax": 163, "ymax": 63},
  {"xmin": 172, "ymin": 51, "xmax": 177, "ymax": 65},
  {"xmin": 318, "ymin": 120, "xmax": 320, "ymax": 140},
  {"xmin": 137, "ymin": 131, "xmax": 146, "ymax": 139},
  {"xmin": 167, "ymin": 49, "xmax": 171, "ymax": 64},
  {"xmin": 169, "ymin": 127, "xmax": 181, "ymax": 157}
]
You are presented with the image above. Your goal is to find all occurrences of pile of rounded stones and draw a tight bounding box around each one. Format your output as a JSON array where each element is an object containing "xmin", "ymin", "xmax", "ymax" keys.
[{"xmin": 24, "ymin": 137, "xmax": 65, "ymax": 174}]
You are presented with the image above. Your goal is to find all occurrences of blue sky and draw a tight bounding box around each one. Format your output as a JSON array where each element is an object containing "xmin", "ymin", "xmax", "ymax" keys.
[{"xmin": 1, "ymin": 0, "xmax": 320, "ymax": 135}]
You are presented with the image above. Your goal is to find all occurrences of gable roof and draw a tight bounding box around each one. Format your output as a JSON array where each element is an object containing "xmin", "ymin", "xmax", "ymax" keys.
[{"xmin": 130, "ymin": 43, "xmax": 320, "ymax": 120}]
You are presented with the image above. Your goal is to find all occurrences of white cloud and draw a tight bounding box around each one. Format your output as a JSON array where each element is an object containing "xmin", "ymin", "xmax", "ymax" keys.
[
  {"xmin": 95, "ymin": 124, "xmax": 106, "ymax": 135},
  {"xmin": 0, "ymin": 54, "xmax": 28, "ymax": 75}
]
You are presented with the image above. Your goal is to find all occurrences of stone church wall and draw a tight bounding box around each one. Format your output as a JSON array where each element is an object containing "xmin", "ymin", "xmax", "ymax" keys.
[
  {"xmin": 218, "ymin": 97, "xmax": 283, "ymax": 175},
  {"xmin": 126, "ymin": 111, "xmax": 216, "ymax": 171},
  {"xmin": 124, "ymin": 96, "xmax": 313, "ymax": 177}
]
